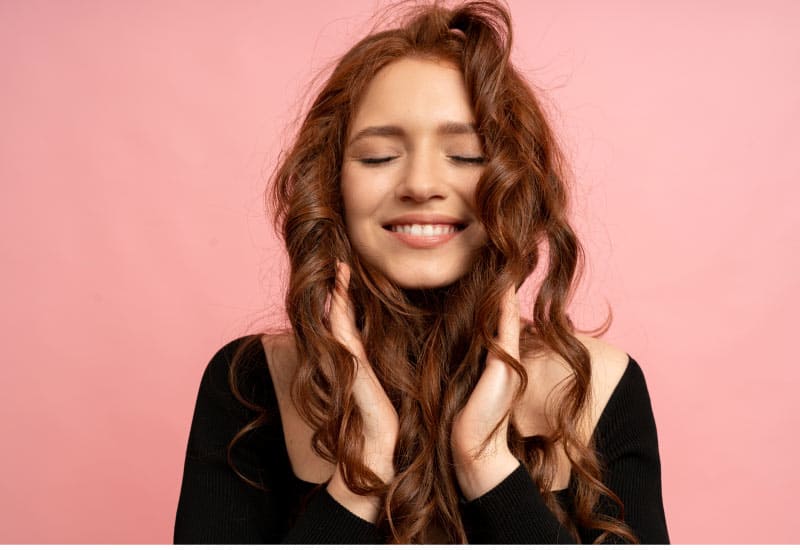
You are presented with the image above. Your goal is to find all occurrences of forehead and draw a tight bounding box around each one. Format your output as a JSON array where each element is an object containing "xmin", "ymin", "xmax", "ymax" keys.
[{"xmin": 348, "ymin": 57, "xmax": 476, "ymax": 137}]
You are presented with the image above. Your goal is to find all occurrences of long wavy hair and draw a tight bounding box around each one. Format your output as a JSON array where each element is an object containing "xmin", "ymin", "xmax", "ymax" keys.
[{"xmin": 227, "ymin": 0, "xmax": 636, "ymax": 543}]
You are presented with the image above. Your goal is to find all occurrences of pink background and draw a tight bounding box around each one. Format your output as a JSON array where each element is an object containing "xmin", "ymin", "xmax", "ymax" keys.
[{"xmin": 1, "ymin": 0, "xmax": 798, "ymax": 543}]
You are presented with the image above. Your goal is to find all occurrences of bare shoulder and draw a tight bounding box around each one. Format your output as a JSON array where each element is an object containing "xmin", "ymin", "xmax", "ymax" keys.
[
  {"xmin": 260, "ymin": 332, "xmax": 300, "ymax": 391},
  {"xmin": 573, "ymin": 333, "xmax": 630, "ymax": 407},
  {"xmin": 516, "ymin": 331, "xmax": 630, "ymax": 440},
  {"xmin": 513, "ymin": 332, "xmax": 630, "ymax": 489}
]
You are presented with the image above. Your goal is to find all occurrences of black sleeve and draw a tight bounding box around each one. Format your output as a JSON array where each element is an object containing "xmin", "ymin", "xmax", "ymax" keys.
[
  {"xmin": 173, "ymin": 336, "xmax": 382, "ymax": 544},
  {"xmin": 461, "ymin": 462, "xmax": 578, "ymax": 543},
  {"xmin": 461, "ymin": 356, "xmax": 670, "ymax": 544},
  {"xmin": 578, "ymin": 356, "xmax": 670, "ymax": 544}
]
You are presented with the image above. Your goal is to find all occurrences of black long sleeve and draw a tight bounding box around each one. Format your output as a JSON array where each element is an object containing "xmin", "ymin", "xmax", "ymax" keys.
[
  {"xmin": 173, "ymin": 336, "xmax": 381, "ymax": 544},
  {"xmin": 174, "ymin": 337, "xmax": 669, "ymax": 544},
  {"xmin": 461, "ymin": 356, "xmax": 669, "ymax": 544}
]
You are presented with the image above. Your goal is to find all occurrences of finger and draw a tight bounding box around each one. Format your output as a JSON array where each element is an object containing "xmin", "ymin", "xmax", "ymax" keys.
[
  {"xmin": 332, "ymin": 265, "xmax": 389, "ymax": 412},
  {"xmin": 486, "ymin": 285, "xmax": 520, "ymax": 364},
  {"xmin": 331, "ymin": 262, "xmax": 355, "ymax": 322},
  {"xmin": 330, "ymin": 261, "xmax": 367, "ymax": 360},
  {"xmin": 332, "ymin": 260, "xmax": 350, "ymax": 305},
  {"xmin": 478, "ymin": 285, "xmax": 521, "ymax": 405},
  {"xmin": 496, "ymin": 284, "xmax": 520, "ymax": 360},
  {"xmin": 335, "ymin": 259, "xmax": 349, "ymax": 292}
]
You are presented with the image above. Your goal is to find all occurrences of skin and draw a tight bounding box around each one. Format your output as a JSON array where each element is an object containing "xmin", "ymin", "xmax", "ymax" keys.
[{"xmin": 327, "ymin": 57, "xmax": 522, "ymax": 520}]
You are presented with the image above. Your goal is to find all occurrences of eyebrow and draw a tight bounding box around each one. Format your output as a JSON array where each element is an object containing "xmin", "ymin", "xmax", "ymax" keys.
[{"xmin": 347, "ymin": 121, "xmax": 478, "ymax": 146}]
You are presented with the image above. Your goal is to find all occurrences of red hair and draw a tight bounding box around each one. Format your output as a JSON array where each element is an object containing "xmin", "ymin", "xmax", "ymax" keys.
[{"xmin": 229, "ymin": 0, "xmax": 636, "ymax": 543}]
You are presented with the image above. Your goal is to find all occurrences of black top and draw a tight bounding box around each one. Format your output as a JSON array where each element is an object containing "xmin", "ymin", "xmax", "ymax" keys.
[{"xmin": 174, "ymin": 336, "xmax": 669, "ymax": 544}]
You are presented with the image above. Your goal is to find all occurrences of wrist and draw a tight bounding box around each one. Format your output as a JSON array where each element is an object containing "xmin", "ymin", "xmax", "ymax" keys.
[
  {"xmin": 326, "ymin": 466, "xmax": 382, "ymax": 523},
  {"xmin": 455, "ymin": 449, "xmax": 520, "ymax": 501}
]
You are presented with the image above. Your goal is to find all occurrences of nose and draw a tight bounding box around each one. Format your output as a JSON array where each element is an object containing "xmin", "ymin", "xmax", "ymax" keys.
[{"xmin": 395, "ymin": 150, "xmax": 447, "ymax": 203}]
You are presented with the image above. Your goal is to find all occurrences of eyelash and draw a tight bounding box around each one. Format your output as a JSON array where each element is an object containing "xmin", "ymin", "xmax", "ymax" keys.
[{"xmin": 358, "ymin": 156, "xmax": 486, "ymax": 166}]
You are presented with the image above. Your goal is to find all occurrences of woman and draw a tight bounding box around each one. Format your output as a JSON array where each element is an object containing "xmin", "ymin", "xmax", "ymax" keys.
[{"xmin": 174, "ymin": 0, "xmax": 669, "ymax": 544}]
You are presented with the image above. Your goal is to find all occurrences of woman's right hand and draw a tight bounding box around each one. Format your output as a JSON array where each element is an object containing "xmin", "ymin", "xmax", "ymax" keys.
[{"xmin": 326, "ymin": 260, "xmax": 399, "ymax": 521}]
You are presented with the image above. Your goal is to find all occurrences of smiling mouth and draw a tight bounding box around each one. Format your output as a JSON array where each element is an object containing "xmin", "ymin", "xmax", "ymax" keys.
[
  {"xmin": 381, "ymin": 223, "xmax": 467, "ymax": 249},
  {"xmin": 383, "ymin": 223, "xmax": 467, "ymax": 236}
]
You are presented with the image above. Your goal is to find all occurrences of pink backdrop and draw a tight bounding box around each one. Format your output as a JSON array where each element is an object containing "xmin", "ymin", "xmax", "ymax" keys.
[{"xmin": 1, "ymin": 0, "xmax": 798, "ymax": 543}]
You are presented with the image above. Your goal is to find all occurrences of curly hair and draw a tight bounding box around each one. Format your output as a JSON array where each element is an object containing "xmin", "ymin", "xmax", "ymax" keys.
[{"xmin": 227, "ymin": 0, "xmax": 636, "ymax": 543}]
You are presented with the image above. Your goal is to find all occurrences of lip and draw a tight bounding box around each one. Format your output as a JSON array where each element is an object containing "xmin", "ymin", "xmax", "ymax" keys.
[
  {"xmin": 382, "ymin": 213, "xmax": 468, "ymax": 249},
  {"xmin": 384, "ymin": 226, "xmax": 461, "ymax": 249},
  {"xmin": 383, "ymin": 213, "xmax": 468, "ymax": 226}
]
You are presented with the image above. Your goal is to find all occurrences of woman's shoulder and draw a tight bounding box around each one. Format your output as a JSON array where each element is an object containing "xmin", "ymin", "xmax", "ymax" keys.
[
  {"xmin": 574, "ymin": 333, "xmax": 632, "ymax": 413},
  {"xmin": 183, "ymin": 335, "xmax": 280, "ymax": 466},
  {"xmin": 516, "ymin": 332, "xmax": 632, "ymax": 441},
  {"xmin": 198, "ymin": 334, "xmax": 271, "ymax": 404},
  {"xmin": 259, "ymin": 332, "xmax": 300, "ymax": 392},
  {"xmin": 201, "ymin": 333, "xmax": 296, "ymax": 391}
]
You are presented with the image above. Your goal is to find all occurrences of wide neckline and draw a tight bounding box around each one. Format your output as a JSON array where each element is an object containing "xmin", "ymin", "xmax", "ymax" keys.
[{"xmin": 258, "ymin": 336, "xmax": 634, "ymax": 497}]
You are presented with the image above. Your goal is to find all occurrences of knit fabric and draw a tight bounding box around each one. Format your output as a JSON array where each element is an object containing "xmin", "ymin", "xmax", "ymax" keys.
[{"xmin": 174, "ymin": 336, "xmax": 669, "ymax": 544}]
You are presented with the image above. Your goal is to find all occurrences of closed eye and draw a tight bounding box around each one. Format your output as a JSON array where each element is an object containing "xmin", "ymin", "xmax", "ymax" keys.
[
  {"xmin": 450, "ymin": 156, "xmax": 486, "ymax": 165},
  {"xmin": 358, "ymin": 157, "xmax": 396, "ymax": 165},
  {"xmin": 357, "ymin": 155, "xmax": 486, "ymax": 166}
]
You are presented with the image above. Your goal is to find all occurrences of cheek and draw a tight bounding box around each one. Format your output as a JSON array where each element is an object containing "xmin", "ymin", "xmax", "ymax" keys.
[
  {"xmin": 341, "ymin": 171, "xmax": 383, "ymax": 221},
  {"xmin": 465, "ymin": 177, "xmax": 482, "ymax": 207},
  {"xmin": 340, "ymin": 176, "xmax": 376, "ymax": 248}
]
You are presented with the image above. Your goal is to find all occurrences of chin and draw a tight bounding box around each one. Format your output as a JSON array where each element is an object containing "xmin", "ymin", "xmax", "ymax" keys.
[
  {"xmin": 395, "ymin": 279, "xmax": 457, "ymax": 290},
  {"xmin": 382, "ymin": 266, "xmax": 467, "ymax": 290},
  {"xmin": 354, "ymin": 246, "xmax": 478, "ymax": 290}
]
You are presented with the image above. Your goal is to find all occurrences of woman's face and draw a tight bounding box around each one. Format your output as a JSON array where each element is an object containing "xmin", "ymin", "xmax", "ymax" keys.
[{"xmin": 341, "ymin": 57, "xmax": 488, "ymax": 289}]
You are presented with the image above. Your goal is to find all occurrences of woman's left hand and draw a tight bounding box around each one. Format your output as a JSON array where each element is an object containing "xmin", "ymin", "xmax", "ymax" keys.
[{"xmin": 451, "ymin": 285, "xmax": 523, "ymax": 500}]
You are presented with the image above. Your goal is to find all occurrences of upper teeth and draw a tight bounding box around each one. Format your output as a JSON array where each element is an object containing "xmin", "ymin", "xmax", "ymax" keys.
[{"xmin": 391, "ymin": 224, "xmax": 459, "ymax": 236}]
